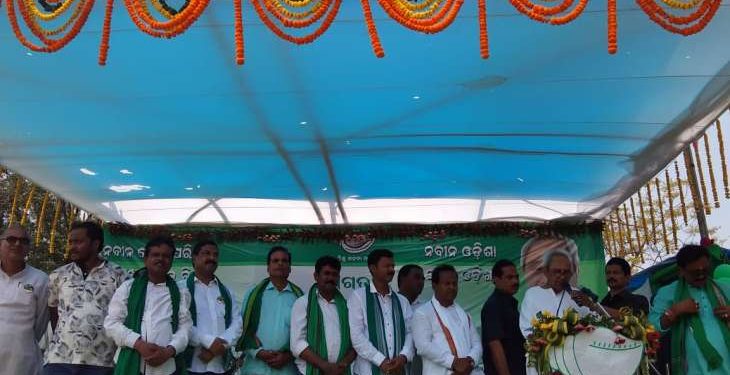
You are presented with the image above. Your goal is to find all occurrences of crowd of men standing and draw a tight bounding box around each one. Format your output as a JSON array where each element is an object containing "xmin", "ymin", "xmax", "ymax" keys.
[{"xmin": 0, "ymin": 222, "xmax": 728, "ymax": 375}]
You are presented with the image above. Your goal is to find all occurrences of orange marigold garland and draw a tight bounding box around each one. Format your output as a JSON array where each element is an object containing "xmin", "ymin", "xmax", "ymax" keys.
[
  {"xmin": 716, "ymin": 120, "xmax": 730, "ymax": 199},
  {"xmin": 234, "ymin": 0, "xmax": 244, "ymax": 65},
  {"xmin": 124, "ymin": 0, "xmax": 210, "ymax": 39},
  {"xmin": 478, "ymin": 0, "xmax": 489, "ymax": 58},
  {"xmin": 509, "ymin": 0, "xmax": 588, "ymax": 25},
  {"xmin": 252, "ymin": 0, "xmax": 341, "ymax": 45},
  {"xmin": 7, "ymin": 0, "xmax": 95, "ymax": 53},
  {"xmin": 674, "ymin": 160, "xmax": 688, "ymax": 225},
  {"xmin": 692, "ymin": 140, "xmax": 711, "ymax": 214},
  {"xmin": 703, "ymin": 132, "xmax": 720, "ymax": 208},
  {"xmin": 637, "ymin": 0, "xmax": 721, "ymax": 36},
  {"xmin": 607, "ymin": 0, "xmax": 617, "ymax": 53},
  {"xmin": 99, "ymin": 0, "xmax": 115, "ymax": 65},
  {"xmin": 361, "ymin": 0, "xmax": 384, "ymax": 57},
  {"xmin": 378, "ymin": 0, "xmax": 464, "ymax": 33}
]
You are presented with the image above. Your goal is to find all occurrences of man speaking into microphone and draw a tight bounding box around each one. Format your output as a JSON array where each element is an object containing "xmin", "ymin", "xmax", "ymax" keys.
[{"xmin": 518, "ymin": 249, "xmax": 595, "ymax": 375}]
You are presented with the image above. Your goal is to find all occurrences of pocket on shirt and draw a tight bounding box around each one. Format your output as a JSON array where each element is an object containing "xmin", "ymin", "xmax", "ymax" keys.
[{"xmin": 14, "ymin": 287, "xmax": 35, "ymax": 306}]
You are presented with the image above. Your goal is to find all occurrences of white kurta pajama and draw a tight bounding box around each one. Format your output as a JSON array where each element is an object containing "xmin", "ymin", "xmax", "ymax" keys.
[
  {"xmin": 0, "ymin": 262, "xmax": 49, "ymax": 375},
  {"xmin": 412, "ymin": 298, "xmax": 483, "ymax": 375},
  {"xmin": 290, "ymin": 291, "xmax": 348, "ymax": 374},
  {"xmin": 519, "ymin": 286, "xmax": 593, "ymax": 375}
]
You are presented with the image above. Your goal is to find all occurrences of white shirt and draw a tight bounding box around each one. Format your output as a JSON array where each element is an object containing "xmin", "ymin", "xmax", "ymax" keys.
[
  {"xmin": 291, "ymin": 291, "xmax": 345, "ymax": 374},
  {"xmin": 0, "ymin": 262, "xmax": 49, "ymax": 375},
  {"xmin": 181, "ymin": 276, "xmax": 243, "ymax": 374},
  {"xmin": 347, "ymin": 282, "xmax": 414, "ymax": 375},
  {"xmin": 104, "ymin": 278, "xmax": 193, "ymax": 375},
  {"xmin": 518, "ymin": 286, "xmax": 592, "ymax": 338},
  {"xmin": 412, "ymin": 298, "xmax": 483, "ymax": 375}
]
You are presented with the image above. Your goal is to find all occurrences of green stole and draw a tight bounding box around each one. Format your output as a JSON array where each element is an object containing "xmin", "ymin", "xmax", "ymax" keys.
[
  {"xmin": 365, "ymin": 288, "xmax": 410, "ymax": 375},
  {"xmin": 235, "ymin": 277, "xmax": 303, "ymax": 351},
  {"xmin": 113, "ymin": 269, "xmax": 187, "ymax": 375},
  {"xmin": 671, "ymin": 279, "xmax": 730, "ymax": 374},
  {"xmin": 184, "ymin": 273, "xmax": 233, "ymax": 369},
  {"xmin": 305, "ymin": 285, "xmax": 352, "ymax": 375}
]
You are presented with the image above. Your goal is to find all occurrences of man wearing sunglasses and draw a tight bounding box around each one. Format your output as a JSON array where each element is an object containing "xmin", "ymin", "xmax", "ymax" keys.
[{"xmin": 0, "ymin": 224, "xmax": 50, "ymax": 375}]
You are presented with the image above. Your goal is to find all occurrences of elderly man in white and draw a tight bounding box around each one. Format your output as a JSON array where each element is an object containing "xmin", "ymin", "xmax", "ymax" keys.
[
  {"xmin": 413, "ymin": 265, "xmax": 482, "ymax": 375},
  {"xmin": 519, "ymin": 249, "xmax": 597, "ymax": 375}
]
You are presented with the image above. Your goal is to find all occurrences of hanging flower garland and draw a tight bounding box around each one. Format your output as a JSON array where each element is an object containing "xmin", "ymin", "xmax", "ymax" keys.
[
  {"xmin": 645, "ymin": 185, "xmax": 657, "ymax": 244},
  {"xmin": 674, "ymin": 160, "xmax": 688, "ymax": 225},
  {"xmin": 622, "ymin": 203, "xmax": 633, "ymax": 251},
  {"xmin": 49, "ymin": 197, "xmax": 63, "ymax": 254},
  {"xmin": 665, "ymin": 169, "xmax": 678, "ymax": 250},
  {"xmin": 252, "ymin": 0, "xmax": 341, "ymax": 45},
  {"xmin": 123, "ymin": 0, "xmax": 210, "ymax": 41},
  {"xmin": 629, "ymin": 197, "xmax": 644, "ymax": 262},
  {"xmin": 35, "ymin": 192, "xmax": 50, "ymax": 247},
  {"xmin": 655, "ymin": 178, "xmax": 670, "ymax": 253},
  {"xmin": 509, "ymin": 0, "xmax": 588, "ymax": 25},
  {"xmin": 716, "ymin": 120, "xmax": 730, "ymax": 199},
  {"xmin": 607, "ymin": 0, "xmax": 617, "ymax": 53},
  {"xmin": 6, "ymin": 0, "xmax": 95, "ymax": 53},
  {"xmin": 20, "ymin": 185, "xmax": 36, "ymax": 226},
  {"xmin": 691, "ymin": 140, "xmax": 711, "ymax": 214},
  {"xmin": 8, "ymin": 177, "xmax": 23, "ymax": 225},
  {"xmin": 637, "ymin": 0, "xmax": 721, "ymax": 36},
  {"xmin": 361, "ymin": 0, "xmax": 384, "ymax": 57},
  {"xmin": 703, "ymin": 132, "xmax": 720, "ymax": 208},
  {"xmin": 637, "ymin": 190, "xmax": 650, "ymax": 245}
]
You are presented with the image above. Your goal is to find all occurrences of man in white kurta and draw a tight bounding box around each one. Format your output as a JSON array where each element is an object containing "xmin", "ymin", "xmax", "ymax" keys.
[
  {"xmin": 0, "ymin": 225, "xmax": 50, "ymax": 375},
  {"xmin": 413, "ymin": 265, "xmax": 482, "ymax": 375},
  {"xmin": 348, "ymin": 249, "xmax": 414, "ymax": 375},
  {"xmin": 519, "ymin": 249, "xmax": 593, "ymax": 375}
]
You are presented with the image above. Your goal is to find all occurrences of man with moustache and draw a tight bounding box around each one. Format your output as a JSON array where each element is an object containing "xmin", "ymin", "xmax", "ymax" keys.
[
  {"xmin": 596, "ymin": 258, "xmax": 648, "ymax": 319},
  {"xmin": 182, "ymin": 240, "xmax": 243, "ymax": 375},
  {"xmin": 481, "ymin": 260, "xmax": 525, "ymax": 375},
  {"xmin": 44, "ymin": 221, "xmax": 127, "ymax": 375},
  {"xmin": 519, "ymin": 249, "xmax": 593, "ymax": 375},
  {"xmin": 0, "ymin": 224, "xmax": 50, "ymax": 375},
  {"xmin": 237, "ymin": 246, "xmax": 302, "ymax": 375},
  {"xmin": 104, "ymin": 236, "xmax": 193, "ymax": 375},
  {"xmin": 290, "ymin": 256, "xmax": 356, "ymax": 375},
  {"xmin": 649, "ymin": 245, "xmax": 730, "ymax": 375},
  {"xmin": 397, "ymin": 265, "xmax": 425, "ymax": 309},
  {"xmin": 412, "ymin": 265, "xmax": 482, "ymax": 375},
  {"xmin": 348, "ymin": 249, "xmax": 414, "ymax": 375}
]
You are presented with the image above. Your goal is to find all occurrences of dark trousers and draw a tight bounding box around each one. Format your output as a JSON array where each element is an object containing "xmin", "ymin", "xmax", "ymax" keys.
[{"xmin": 43, "ymin": 364, "xmax": 114, "ymax": 375}]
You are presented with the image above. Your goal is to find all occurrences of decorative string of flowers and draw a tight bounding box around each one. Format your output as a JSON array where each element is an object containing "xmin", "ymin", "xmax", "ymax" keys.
[
  {"xmin": 674, "ymin": 160, "xmax": 688, "ymax": 225},
  {"xmin": 622, "ymin": 203, "xmax": 634, "ymax": 252},
  {"xmin": 35, "ymin": 192, "xmax": 50, "ymax": 247},
  {"xmin": 716, "ymin": 120, "xmax": 730, "ymax": 199},
  {"xmin": 1, "ymin": 0, "xmax": 723, "ymax": 65},
  {"xmin": 703, "ymin": 132, "xmax": 720, "ymax": 208},
  {"xmin": 655, "ymin": 178, "xmax": 670, "ymax": 253},
  {"xmin": 20, "ymin": 185, "xmax": 36, "ymax": 226},
  {"xmin": 692, "ymin": 141, "xmax": 711, "ymax": 214},
  {"xmin": 665, "ymin": 169, "xmax": 678, "ymax": 250},
  {"xmin": 49, "ymin": 197, "xmax": 63, "ymax": 254},
  {"xmin": 645, "ymin": 185, "xmax": 657, "ymax": 244},
  {"xmin": 629, "ymin": 197, "xmax": 644, "ymax": 262}
]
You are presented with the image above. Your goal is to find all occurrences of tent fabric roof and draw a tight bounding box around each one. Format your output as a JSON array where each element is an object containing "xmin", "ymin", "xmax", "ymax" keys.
[{"xmin": 0, "ymin": 1, "xmax": 729, "ymax": 225}]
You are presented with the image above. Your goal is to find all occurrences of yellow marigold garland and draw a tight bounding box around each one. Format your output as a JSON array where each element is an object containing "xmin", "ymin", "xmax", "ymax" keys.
[
  {"xmin": 20, "ymin": 185, "xmax": 36, "ymax": 226},
  {"xmin": 34, "ymin": 192, "xmax": 49, "ymax": 247},
  {"xmin": 49, "ymin": 197, "xmax": 63, "ymax": 254},
  {"xmin": 629, "ymin": 197, "xmax": 644, "ymax": 261},
  {"xmin": 655, "ymin": 178, "xmax": 670, "ymax": 253},
  {"xmin": 675, "ymin": 160, "xmax": 688, "ymax": 225},
  {"xmin": 716, "ymin": 120, "xmax": 730, "ymax": 199},
  {"xmin": 646, "ymin": 185, "xmax": 657, "ymax": 244},
  {"xmin": 637, "ymin": 190, "xmax": 650, "ymax": 245},
  {"xmin": 665, "ymin": 169, "xmax": 678, "ymax": 250},
  {"xmin": 703, "ymin": 133, "xmax": 720, "ymax": 208},
  {"xmin": 622, "ymin": 203, "xmax": 634, "ymax": 252},
  {"xmin": 692, "ymin": 141, "xmax": 711, "ymax": 214},
  {"xmin": 8, "ymin": 177, "xmax": 23, "ymax": 226}
]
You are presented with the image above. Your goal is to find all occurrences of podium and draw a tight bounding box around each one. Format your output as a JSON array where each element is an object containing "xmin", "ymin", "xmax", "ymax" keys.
[{"xmin": 546, "ymin": 327, "xmax": 644, "ymax": 375}]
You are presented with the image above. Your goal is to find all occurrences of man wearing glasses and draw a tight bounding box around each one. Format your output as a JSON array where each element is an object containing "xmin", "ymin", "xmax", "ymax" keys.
[{"xmin": 0, "ymin": 224, "xmax": 50, "ymax": 375}]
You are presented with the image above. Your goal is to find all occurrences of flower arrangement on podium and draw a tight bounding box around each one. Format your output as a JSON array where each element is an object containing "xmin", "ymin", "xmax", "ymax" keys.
[{"xmin": 526, "ymin": 308, "xmax": 661, "ymax": 375}]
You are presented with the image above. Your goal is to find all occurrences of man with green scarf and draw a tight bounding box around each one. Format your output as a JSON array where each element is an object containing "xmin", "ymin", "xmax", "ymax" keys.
[
  {"xmin": 649, "ymin": 244, "xmax": 730, "ymax": 375},
  {"xmin": 237, "ymin": 246, "xmax": 302, "ymax": 375},
  {"xmin": 348, "ymin": 249, "xmax": 414, "ymax": 375},
  {"xmin": 290, "ymin": 256, "xmax": 356, "ymax": 375},
  {"xmin": 104, "ymin": 236, "xmax": 193, "ymax": 375},
  {"xmin": 181, "ymin": 240, "xmax": 242, "ymax": 375}
]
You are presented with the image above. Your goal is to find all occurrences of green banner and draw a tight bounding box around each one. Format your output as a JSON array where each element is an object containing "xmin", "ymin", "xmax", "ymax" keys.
[{"xmin": 103, "ymin": 229, "xmax": 607, "ymax": 326}]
